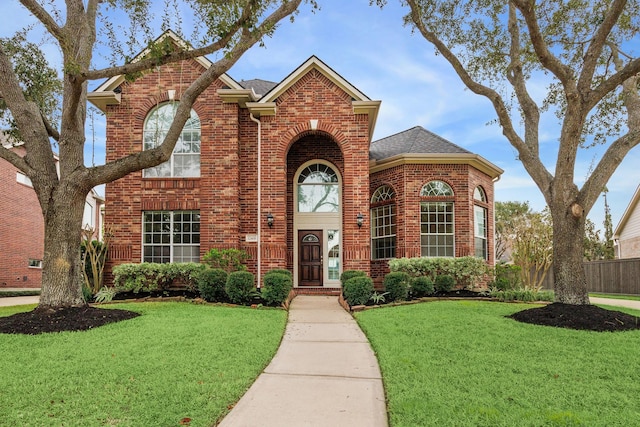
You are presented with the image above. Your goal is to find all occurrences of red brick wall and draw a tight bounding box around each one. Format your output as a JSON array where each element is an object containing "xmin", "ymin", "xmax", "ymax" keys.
[
  {"xmin": 0, "ymin": 147, "xmax": 44, "ymax": 288},
  {"xmin": 369, "ymin": 163, "xmax": 496, "ymax": 282}
]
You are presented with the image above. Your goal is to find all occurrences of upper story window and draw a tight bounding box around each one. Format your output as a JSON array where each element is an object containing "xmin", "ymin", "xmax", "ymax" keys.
[
  {"xmin": 474, "ymin": 186, "xmax": 486, "ymax": 202},
  {"xmin": 143, "ymin": 103, "xmax": 201, "ymax": 178},
  {"xmin": 371, "ymin": 185, "xmax": 396, "ymax": 260},
  {"xmin": 420, "ymin": 180, "xmax": 454, "ymax": 257},
  {"xmin": 297, "ymin": 163, "xmax": 339, "ymax": 213}
]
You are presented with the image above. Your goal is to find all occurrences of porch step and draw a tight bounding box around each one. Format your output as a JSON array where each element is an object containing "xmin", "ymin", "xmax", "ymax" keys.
[{"xmin": 293, "ymin": 287, "xmax": 342, "ymax": 296}]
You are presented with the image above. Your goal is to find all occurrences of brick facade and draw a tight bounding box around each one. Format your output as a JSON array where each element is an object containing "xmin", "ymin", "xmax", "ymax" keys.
[{"xmin": 94, "ymin": 37, "xmax": 501, "ymax": 289}]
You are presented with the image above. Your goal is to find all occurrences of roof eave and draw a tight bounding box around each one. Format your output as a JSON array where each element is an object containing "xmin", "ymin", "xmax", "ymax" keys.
[
  {"xmin": 218, "ymin": 88, "xmax": 258, "ymax": 108},
  {"xmin": 246, "ymin": 102, "xmax": 277, "ymax": 117},
  {"xmin": 87, "ymin": 91, "xmax": 122, "ymax": 112},
  {"xmin": 353, "ymin": 100, "xmax": 381, "ymax": 142},
  {"xmin": 369, "ymin": 153, "xmax": 504, "ymax": 180}
]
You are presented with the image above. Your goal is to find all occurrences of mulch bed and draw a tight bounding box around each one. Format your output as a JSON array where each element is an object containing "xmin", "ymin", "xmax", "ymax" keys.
[
  {"xmin": 0, "ymin": 306, "xmax": 140, "ymax": 335},
  {"xmin": 510, "ymin": 303, "xmax": 640, "ymax": 332}
]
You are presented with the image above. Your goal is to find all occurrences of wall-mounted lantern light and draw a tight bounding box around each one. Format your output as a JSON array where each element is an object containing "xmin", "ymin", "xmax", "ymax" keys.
[
  {"xmin": 356, "ymin": 212, "xmax": 364, "ymax": 228},
  {"xmin": 266, "ymin": 212, "xmax": 274, "ymax": 227}
]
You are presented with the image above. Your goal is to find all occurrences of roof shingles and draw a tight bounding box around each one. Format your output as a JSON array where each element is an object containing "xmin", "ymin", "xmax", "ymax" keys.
[{"xmin": 369, "ymin": 126, "xmax": 471, "ymax": 161}]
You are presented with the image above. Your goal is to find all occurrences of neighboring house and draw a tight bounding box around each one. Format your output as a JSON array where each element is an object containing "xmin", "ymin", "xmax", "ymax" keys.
[
  {"xmin": 613, "ymin": 184, "xmax": 640, "ymax": 259},
  {"xmin": 89, "ymin": 31, "xmax": 503, "ymax": 290},
  {"xmin": 0, "ymin": 134, "xmax": 105, "ymax": 288}
]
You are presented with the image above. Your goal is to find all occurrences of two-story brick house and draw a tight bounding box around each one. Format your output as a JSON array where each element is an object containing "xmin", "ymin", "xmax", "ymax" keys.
[{"xmin": 89, "ymin": 31, "xmax": 502, "ymax": 291}]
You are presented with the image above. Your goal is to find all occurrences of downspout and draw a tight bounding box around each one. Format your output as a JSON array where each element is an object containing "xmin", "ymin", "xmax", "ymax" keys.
[{"xmin": 250, "ymin": 113, "xmax": 262, "ymax": 288}]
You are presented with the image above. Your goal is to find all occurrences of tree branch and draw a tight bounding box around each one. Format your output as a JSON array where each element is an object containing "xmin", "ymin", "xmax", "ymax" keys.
[
  {"xmin": 406, "ymin": 0, "xmax": 553, "ymax": 191},
  {"xmin": 586, "ymin": 56, "xmax": 640, "ymax": 111},
  {"xmin": 0, "ymin": 144, "xmax": 30, "ymax": 173},
  {"xmin": 506, "ymin": 2, "xmax": 540, "ymax": 157},
  {"xmin": 577, "ymin": 0, "xmax": 627, "ymax": 94},
  {"xmin": 511, "ymin": 0, "xmax": 575, "ymax": 86},
  {"xmin": 18, "ymin": 0, "xmax": 63, "ymax": 41},
  {"xmin": 84, "ymin": 0, "xmax": 303, "ymax": 187}
]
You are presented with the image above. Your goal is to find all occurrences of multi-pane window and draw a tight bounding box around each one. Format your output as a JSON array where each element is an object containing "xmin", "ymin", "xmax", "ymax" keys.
[
  {"xmin": 143, "ymin": 211, "xmax": 200, "ymax": 263},
  {"xmin": 143, "ymin": 103, "xmax": 201, "ymax": 178},
  {"xmin": 370, "ymin": 185, "xmax": 396, "ymax": 259},
  {"xmin": 297, "ymin": 163, "xmax": 339, "ymax": 213},
  {"xmin": 474, "ymin": 186, "xmax": 488, "ymax": 259},
  {"xmin": 420, "ymin": 181, "xmax": 454, "ymax": 257}
]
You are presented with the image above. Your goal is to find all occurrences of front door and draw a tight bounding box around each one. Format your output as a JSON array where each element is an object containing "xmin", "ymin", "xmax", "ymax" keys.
[{"xmin": 298, "ymin": 230, "xmax": 323, "ymax": 286}]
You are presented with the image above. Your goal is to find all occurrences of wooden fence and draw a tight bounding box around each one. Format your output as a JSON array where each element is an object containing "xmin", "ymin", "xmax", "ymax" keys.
[{"xmin": 539, "ymin": 258, "xmax": 640, "ymax": 295}]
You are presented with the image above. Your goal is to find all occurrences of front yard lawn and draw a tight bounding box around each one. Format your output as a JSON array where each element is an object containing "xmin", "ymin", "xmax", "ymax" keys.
[
  {"xmin": 0, "ymin": 302, "xmax": 286, "ymax": 426},
  {"xmin": 356, "ymin": 300, "xmax": 640, "ymax": 427}
]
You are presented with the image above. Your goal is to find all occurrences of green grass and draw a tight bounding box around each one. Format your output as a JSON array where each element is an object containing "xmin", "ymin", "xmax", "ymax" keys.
[
  {"xmin": 590, "ymin": 292, "xmax": 640, "ymax": 301},
  {"xmin": 0, "ymin": 302, "xmax": 286, "ymax": 426},
  {"xmin": 356, "ymin": 301, "xmax": 640, "ymax": 427}
]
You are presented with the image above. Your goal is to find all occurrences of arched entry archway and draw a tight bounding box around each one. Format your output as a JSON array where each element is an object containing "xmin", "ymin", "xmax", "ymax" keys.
[{"xmin": 286, "ymin": 134, "xmax": 344, "ymax": 288}]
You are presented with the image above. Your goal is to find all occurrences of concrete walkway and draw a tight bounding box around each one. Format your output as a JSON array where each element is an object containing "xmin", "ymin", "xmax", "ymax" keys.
[
  {"xmin": 0, "ymin": 295, "xmax": 39, "ymax": 307},
  {"xmin": 218, "ymin": 295, "xmax": 388, "ymax": 427},
  {"xmin": 589, "ymin": 296, "xmax": 640, "ymax": 310}
]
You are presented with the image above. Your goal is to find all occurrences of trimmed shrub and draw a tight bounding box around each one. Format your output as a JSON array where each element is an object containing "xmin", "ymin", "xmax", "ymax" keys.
[
  {"xmin": 265, "ymin": 269, "xmax": 293, "ymax": 279},
  {"xmin": 261, "ymin": 272, "xmax": 293, "ymax": 306},
  {"xmin": 202, "ymin": 248, "xmax": 249, "ymax": 272},
  {"xmin": 196, "ymin": 268, "xmax": 228, "ymax": 302},
  {"xmin": 343, "ymin": 276, "xmax": 374, "ymax": 306},
  {"xmin": 491, "ymin": 288, "xmax": 554, "ymax": 302},
  {"xmin": 389, "ymin": 256, "xmax": 490, "ymax": 289},
  {"xmin": 226, "ymin": 271, "xmax": 257, "ymax": 304},
  {"xmin": 340, "ymin": 270, "xmax": 366, "ymax": 284},
  {"xmin": 490, "ymin": 263, "xmax": 521, "ymax": 291},
  {"xmin": 383, "ymin": 272, "xmax": 410, "ymax": 302},
  {"xmin": 435, "ymin": 274, "xmax": 456, "ymax": 292},
  {"xmin": 411, "ymin": 276, "xmax": 435, "ymax": 297},
  {"xmin": 112, "ymin": 262, "xmax": 205, "ymax": 293}
]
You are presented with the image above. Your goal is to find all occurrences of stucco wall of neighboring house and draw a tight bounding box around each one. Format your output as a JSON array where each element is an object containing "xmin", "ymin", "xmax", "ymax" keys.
[{"xmin": 0, "ymin": 147, "xmax": 44, "ymax": 288}]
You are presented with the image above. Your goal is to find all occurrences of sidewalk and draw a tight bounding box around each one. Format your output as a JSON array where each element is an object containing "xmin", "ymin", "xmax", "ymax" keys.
[
  {"xmin": 0, "ymin": 295, "xmax": 39, "ymax": 307},
  {"xmin": 589, "ymin": 296, "xmax": 640, "ymax": 310},
  {"xmin": 217, "ymin": 295, "xmax": 388, "ymax": 427}
]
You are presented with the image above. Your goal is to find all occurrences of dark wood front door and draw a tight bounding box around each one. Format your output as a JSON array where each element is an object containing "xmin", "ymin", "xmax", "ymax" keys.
[{"xmin": 299, "ymin": 230, "xmax": 323, "ymax": 287}]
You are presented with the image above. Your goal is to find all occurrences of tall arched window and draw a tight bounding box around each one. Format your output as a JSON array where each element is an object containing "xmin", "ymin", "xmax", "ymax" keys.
[
  {"xmin": 474, "ymin": 186, "xmax": 488, "ymax": 259},
  {"xmin": 143, "ymin": 102, "xmax": 201, "ymax": 177},
  {"xmin": 370, "ymin": 185, "xmax": 396, "ymax": 259},
  {"xmin": 420, "ymin": 180, "xmax": 454, "ymax": 257},
  {"xmin": 297, "ymin": 163, "xmax": 339, "ymax": 212}
]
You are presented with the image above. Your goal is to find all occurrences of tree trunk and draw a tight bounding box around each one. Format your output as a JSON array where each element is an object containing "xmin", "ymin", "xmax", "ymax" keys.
[
  {"xmin": 551, "ymin": 203, "xmax": 590, "ymax": 305},
  {"xmin": 38, "ymin": 188, "xmax": 88, "ymax": 309}
]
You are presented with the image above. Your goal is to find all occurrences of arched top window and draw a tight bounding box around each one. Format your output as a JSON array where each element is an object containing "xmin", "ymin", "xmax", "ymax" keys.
[
  {"xmin": 296, "ymin": 163, "xmax": 340, "ymax": 213},
  {"xmin": 143, "ymin": 102, "xmax": 201, "ymax": 178},
  {"xmin": 474, "ymin": 186, "xmax": 486, "ymax": 202},
  {"xmin": 371, "ymin": 185, "xmax": 395, "ymax": 203},
  {"xmin": 297, "ymin": 163, "xmax": 338, "ymax": 184},
  {"xmin": 420, "ymin": 180, "xmax": 453, "ymax": 197}
]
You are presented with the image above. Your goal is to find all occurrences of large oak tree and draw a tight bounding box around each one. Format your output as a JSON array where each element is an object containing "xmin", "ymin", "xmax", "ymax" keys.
[
  {"xmin": 395, "ymin": 0, "xmax": 640, "ymax": 304},
  {"xmin": 0, "ymin": 0, "xmax": 308, "ymax": 309}
]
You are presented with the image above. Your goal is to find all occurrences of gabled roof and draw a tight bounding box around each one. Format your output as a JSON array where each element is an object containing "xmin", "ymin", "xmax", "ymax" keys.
[
  {"xmin": 87, "ymin": 30, "xmax": 242, "ymax": 112},
  {"xmin": 241, "ymin": 56, "xmax": 381, "ymax": 140},
  {"xmin": 369, "ymin": 126, "xmax": 503, "ymax": 180},
  {"xmin": 370, "ymin": 126, "xmax": 471, "ymax": 160},
  {"xmin": 614, "ymin": 184, "xmax": 640, "ymax": 239}
]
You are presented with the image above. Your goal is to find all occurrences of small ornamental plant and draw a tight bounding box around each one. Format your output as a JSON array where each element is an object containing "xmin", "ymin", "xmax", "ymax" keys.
[
  {"xmin": 342, "ymin": 276, "xmax": 374, "ymax": 306},
  {"xmin": 261, "ymin": 271, "xmax": 293, "ymax": 306},
  {"xmin": 383, "ymin": 272, "xmax": 411, "ymax": 302},
  {"xmin": 226, "ymin": 271, "xmax": 257, "ymax": 305}
]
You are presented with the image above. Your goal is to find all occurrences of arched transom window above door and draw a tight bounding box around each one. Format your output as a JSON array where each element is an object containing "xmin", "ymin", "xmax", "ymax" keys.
[{"xmin": 297, "ymin": 163, "xmax": 339, "ymax": 213}]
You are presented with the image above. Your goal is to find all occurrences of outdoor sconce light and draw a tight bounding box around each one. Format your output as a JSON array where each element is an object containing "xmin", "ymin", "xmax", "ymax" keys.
[
  {"xmin": 356, "ymin": 212, "xmax": 364, "ymax": 228},
  {"xmin": 266, "ymin": 213, "xmax": 274, "ymax": 228}
]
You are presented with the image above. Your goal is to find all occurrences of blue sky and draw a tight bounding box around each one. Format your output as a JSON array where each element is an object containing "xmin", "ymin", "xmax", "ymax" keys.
[{"xmin": 4, "ymin": 0, "xmax": 640, "ymax": 233}]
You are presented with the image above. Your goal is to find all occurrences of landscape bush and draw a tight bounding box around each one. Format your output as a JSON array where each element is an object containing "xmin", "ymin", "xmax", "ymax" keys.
[
  {"xmin": 491, "ymin": 289, "xmax": 554, "ymax": 302},
  {"xmin": 383, "ymin": 272, "xmax": 411, "ymax": 302},
  {"xmin": 490, "ymin": 263, "xmax": 522, "ymax": 291},
  {"xmin": 435, "ymin": 274, "xmax": 456, "ymax": 292},
  {"xmin": 265, "ymin": 269, "xmax": 292, "ymax": 278},
  {"xmin": 389, "ymin": 256, "xmax": 490, "ymax": 289},
  {"xmin": 196, "ymin": 268, "xmax": 228, "ymax": 302},
  {"xmin": 202, "ymin": 248, "xmax": 249, "ymax": 272},
  {"xmin": 411, "ymin": 276, "xmax": 435, "ymax": 297},
  {"xmin": 261, "ymin": 271, "xmax": 293, "ymax": 306},
  {"xmin": 340, "ymin": 270, "xmax": 366, "ymax": 284},
  {"xmin": 343, "ymin": 276, "xmax": 374, "ymax": 306},
  {"xmin": 113, "ymin": 263, "xmax": 205, "ymax": 293},
  {"xmin": 226, "ymin": 271, "xmax": 257, "ymax": 304}
]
